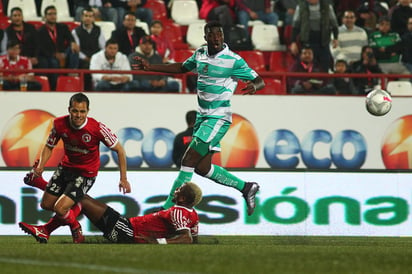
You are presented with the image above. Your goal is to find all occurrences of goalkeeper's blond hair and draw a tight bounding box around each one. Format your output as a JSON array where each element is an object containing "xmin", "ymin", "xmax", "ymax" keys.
[{"xmin": 185, "ymin": 182, "xmax": 202, "ymax": 207}]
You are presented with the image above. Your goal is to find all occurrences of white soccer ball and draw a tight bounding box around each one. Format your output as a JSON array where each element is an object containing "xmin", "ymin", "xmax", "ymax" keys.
[{"xmin": 365, "ymin": 89, "xmax": 392, "ymax": 116}]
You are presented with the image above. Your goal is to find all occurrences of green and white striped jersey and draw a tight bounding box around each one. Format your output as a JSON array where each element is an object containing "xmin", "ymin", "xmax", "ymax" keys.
[{"xmin": 183, "ymin": 44, "xmax": 258, "ymax": 122}]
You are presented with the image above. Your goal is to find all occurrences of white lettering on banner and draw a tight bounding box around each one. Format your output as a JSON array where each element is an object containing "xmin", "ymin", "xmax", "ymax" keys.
[
  {"xmin": 1, "ymin": 171, "xmax": 412, "ymax": 236},
  {"xmin": 1, "ymin": 92, "xmax": 412, "ymax": 169}
]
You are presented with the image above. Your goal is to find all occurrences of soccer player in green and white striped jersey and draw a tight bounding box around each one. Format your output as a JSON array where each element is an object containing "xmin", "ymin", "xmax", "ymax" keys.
[{"xmin": 133, "ymin": 21, "xmax": 265, "ymax": 216}]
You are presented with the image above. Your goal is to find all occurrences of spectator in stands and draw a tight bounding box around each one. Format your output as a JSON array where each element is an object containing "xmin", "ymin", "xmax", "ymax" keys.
[
  {"xmin": 290, "ymin": 0, "xmax": 339, "ymax": 72},
  {"xmin": 172, "ymin": 110, "xmax": 197, "ymax": 168},
  {"xmin": 199, "ymin": 0, "xmax": 236, "ymax": 27},
  {"xmin": 110, "ymin": 11, "xmax": 146, "ymax": 55},
  {"xmin": 112, "ymin": 0, "xmax": 153, "ymax": 28},
  {"xmin": 0, "ymin": 40, "xmax": 42, "ymax": 91},
  {"xmin": 331, "ymin": 0, "xmax": 362, "ymax": 21},
  {"xmin": 74, "ymin": 0, "xmax": 119, "ymax": 24},
  {"xmin": 369, "ymin": 16, "xmax": 410, "ymax": 75},
  {"xmin": 90, "ymin": 38, "xmax": 138, "ymax": 91},
  {"xmin": 37, "ymin": 5, "xmax": 80, "ymax": 90},
  {"xmin": 128, "ymin": 35, "xmax": 179, "ymax": 92},
  {"xmin": 401, "ymin": 16, "xmax": 412, "ymax": 76},
  {"xmin": 72, "ymin": 7, "xmax": 106, "ymax": 90},
  {"xmin": 274, "ymin": 0, "xmax": 297, "ymax": 26},
  {"xmin": 6, "ymin": 7, "xmax": 39, "ymax": 67},
  {"xmin": 331, "ymin": 59, "xmax": 357, "ymax": 95},
  {"xmin": 390, "ymin": 0, "xmax": 412, "ymax": 36},
  {"xmin": 287, "ymin": 45, "xmax": 335, "ymax": 94},
  {"xmin": 351, "ymin": 45, "xmax": 383, "ymax": 94},
  {"xmin": 235, "ymin": 0, "xmax": 279, "ymax": 33},
  {"xmin": 149, "ymin": 20, "xmax": 175, "ymax": 63},
  {"xmin": 332, "ymin": 10, "xmax": 368, "ymax": 65},
  {"xmin": 356, "ymin": 1, "xmax": 378, "ymax": 35}
]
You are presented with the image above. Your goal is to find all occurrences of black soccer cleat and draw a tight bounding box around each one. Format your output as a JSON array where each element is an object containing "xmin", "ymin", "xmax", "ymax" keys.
[{"xmin": 242, "ymin": 182, "xmax": 260, "ymax": 216}]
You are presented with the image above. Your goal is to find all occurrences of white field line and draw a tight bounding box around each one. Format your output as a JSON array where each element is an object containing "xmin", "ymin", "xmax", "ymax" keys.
[{"xmin": 0, "ymin": 257, "xmax": 197, "ymax": 274}]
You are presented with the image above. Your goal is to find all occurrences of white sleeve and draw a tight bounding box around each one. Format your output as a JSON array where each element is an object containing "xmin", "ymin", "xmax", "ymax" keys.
[{"xmin": 90, "ymin": 53, "xmax": 104, "ymax": 81}]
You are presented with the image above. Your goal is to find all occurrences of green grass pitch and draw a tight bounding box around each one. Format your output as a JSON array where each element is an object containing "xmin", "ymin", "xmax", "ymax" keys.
[{"xmin": 1, "ymin": 235, "xmax": 412, "ymax": 274}]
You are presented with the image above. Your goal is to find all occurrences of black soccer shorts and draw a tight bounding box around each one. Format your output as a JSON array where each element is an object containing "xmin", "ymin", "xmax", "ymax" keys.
[
  {"xmin": 46, "ymin": 165, "xmax": 96, "ymax": 203},
  {"xmin": 95, "ymin": 206, "xmax": 135, "ymax": 244}
]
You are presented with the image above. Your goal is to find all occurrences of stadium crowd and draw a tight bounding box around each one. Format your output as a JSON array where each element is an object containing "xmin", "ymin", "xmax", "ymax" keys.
[{"xmin": 0, "ymin": 0, "xmax": 411, "ymax": 94}]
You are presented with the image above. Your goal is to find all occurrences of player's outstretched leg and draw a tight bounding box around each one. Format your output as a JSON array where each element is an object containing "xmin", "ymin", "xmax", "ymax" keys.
[
  {"xmin": 20, "ymin": 203, "xmax": 85, "ymax": 244},
  {"xmin": 19, "ymin": 222, "xmax": 50, "ymax": 244},
  {"xmin": 205, "ymin": 165, "xmax": 260, "ymax": 215}
]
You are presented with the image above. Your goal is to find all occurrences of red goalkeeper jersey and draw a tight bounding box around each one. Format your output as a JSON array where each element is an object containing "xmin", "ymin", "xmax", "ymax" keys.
[
  {"xmin": 46, "ymin": 115, "xmax": 118, "ymax": 177},
  {"xmin": 130, "ymin": 205, "xmax": 199, "ymax": 243}
]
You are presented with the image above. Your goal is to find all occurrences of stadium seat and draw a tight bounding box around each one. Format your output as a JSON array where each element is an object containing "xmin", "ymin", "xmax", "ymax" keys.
[
  {"xmin": 235, "ymin": 78, "xmax": 285, "ymax": 95},
  {"xmin": 269, "ymin": 51, "xmax": 287, "ymax": 72},
  {"xmin": 386, "ymin": 81, "xmax": 412, "ymax": 96},
  {"xmin": 26, "ymin": 21, "xmax": 44, "ymax": 29},
  {"xmin": 34, "ymin": 76, "xmax": 51, "ymax": 91},
  {"xmin": 251, "ymin": 24, "xmax": 285, "ymax": 51},
  {"xmin": 162, "ymin": 21, "xmax": 189, "ymax": 49},
  {"xmin": 186, "ymin": 22, "xmax": 206, "ymax": 49},
  {"xmin": 0, "ymin": 17, "xmax": 10, "ymax": 29},
  {"xmin": 144, "ymin": 0, "xmax": 168, "ymax": 21},
  {"xmin": 234, "ymin": 80, "xmax": 248, "ymax": 94},
  {"xmin": 285, "ymin": 52, "xmax": 296, "ymax": 69},
  {"xmin": 7, "ymin": 0, "xmax": 41, "ymax": 21},
  {"xmin": 282, "ymin": 25, "xmax": 293, "ymax": 45},
  {"xmin": 41, "ymin": 0, "xmax": 74, "ymax": 21},
  {"xmin": 237, "ymin": 51, "xmax": 266, "ymax": 72},
  {"xmin": 62, "ymin": 21, "xmax": 80, "ymax": 31},
  {"xmin": 94, "ymin": 21, "xmax": 116, "ymax": 40},
  {"xmin": 174, "ymin": 49, "xmax": 195, "ymax": 62},
  {"xmin": 171, "ymin": 0, "xmax": 205, "ymax": 25},
  {"xmin": 56, "ymin": 76, "xmax": 81, "ymax": 92},
  {"xmin": 258, "ymin": 78, "xmax": 286, "ymax": 95},
  {"xmin": 136, "ymin": 20, "xmax": 149, "ymax": 34},
  {"xmin": 0, "ymin": 1, "xmax": 6, "ymax": 18}
]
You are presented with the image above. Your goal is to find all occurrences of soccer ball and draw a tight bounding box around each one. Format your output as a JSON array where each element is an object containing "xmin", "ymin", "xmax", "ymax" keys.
[{"xmin": 365, "ymin": 89, "xmax": 392, "ymax": 116}]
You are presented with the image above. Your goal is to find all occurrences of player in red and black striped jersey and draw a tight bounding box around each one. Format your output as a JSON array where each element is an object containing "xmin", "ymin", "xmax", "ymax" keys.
[
  {"xmin": 23, "ymin": 92, "xmax": 131, "ymax": 243},
  {"xmin": 20, "ymin": 181, "xmax": 201, "ymax": 244}
]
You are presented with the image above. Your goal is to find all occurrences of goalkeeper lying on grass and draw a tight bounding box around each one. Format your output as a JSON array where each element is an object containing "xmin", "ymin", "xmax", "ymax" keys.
[{"xmin": 19, "ymin": 172, "xmax": 201, "ymax": 244}]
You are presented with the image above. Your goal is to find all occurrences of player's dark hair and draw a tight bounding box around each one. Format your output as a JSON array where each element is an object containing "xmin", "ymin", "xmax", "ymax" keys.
[
  {"xmin": 70, "ymin": 93, "xmax": 90, "ymax": 109},
  {"xmin": 10, "ymin": 7, "xmax": 23, "ymax": 15},
  {"xmin": 204, "ymin": 21, "xmax": 223, "ymax": 34}
]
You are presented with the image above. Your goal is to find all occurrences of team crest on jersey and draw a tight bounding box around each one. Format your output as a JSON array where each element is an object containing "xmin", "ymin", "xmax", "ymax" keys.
[
  {"xmin": 82, "ymin": 133, "xmax": 92, "ymax": 142},
  {"xmin": 202, "ymin": 64, "xmax": 208, "ymax": 74}
]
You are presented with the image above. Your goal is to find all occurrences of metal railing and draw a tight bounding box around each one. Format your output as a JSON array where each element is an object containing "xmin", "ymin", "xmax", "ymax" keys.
[{"xmin": 0, "ymin": 68, "xmax": 410, "ymax": 94}]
